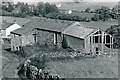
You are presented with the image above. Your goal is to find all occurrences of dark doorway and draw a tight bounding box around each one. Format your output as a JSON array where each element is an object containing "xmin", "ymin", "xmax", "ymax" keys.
[{"xmin": 96, "ymin": 47, "xmax": 99, "ymax": 54}]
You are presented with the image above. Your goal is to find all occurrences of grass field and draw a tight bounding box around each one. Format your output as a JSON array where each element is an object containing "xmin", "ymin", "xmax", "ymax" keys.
[
  {"xmin": 71, "ymin": 12, "xmax": 95, "ymax": 18},
  {"xmin": 45, "ymin": 55, "xmax": 118, "ymax": 78},
  {"xmin": 52, "ymin": 2, "xmax": 118, "ymax": 11}
]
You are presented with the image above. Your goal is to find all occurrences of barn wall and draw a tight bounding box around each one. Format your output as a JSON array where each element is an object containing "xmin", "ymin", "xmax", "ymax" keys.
[
  {"xmin": 63, "ymin": 35, "xmax": 85, "ymax": 51},
  {"xmin": 11, "ymin": 29, "xmax": 63, "ymax": 51},
  {"xmin": 85, "ymin": 36, "xmax": 91, "ymax": 53},
  {"xmin": 11, "ymin": 34, "xmax": 22, "ymax": 51},
  {"xmin": 21, "ymin": 30, "xmax": 36, "ymax": 46},
  {"xmin": 37, "ymin": 30, "xmax": 62, "ymax": 48},
  {"xmin": 1, "ymin": 30, "xmax": 6, "ymax": 37}
]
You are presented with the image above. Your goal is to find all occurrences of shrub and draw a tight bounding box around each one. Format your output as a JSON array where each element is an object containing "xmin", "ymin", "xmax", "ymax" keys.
[
  {"xmin": 30, "ymin": 54, "xmax": 47, "ymax": 69},
  {"xmin": 13, "ymin": 47, "xmax": 28, "ymax": 58}
]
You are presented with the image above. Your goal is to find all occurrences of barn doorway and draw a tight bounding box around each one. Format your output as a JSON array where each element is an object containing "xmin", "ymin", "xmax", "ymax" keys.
[{"xmin": 96, "ymin": 47, "xmax": 99, "ymax": 54}]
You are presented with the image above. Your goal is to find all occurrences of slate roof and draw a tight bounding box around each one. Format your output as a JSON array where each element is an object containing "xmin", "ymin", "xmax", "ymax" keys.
[
  {"xmin": 11, "ymin": 17, "xmax": 116, "ymax": 38},
  {"xmin": 2, "ymin": 22, "xmax": 14, "ymax": 30},
  {"xmin": 63, "ymin": 22, "xmax": 96, "ymax": 39},
  {"xmin": 2, "ymin": 16, "xmax": 30, "ymax": 26},
  {"xmin": 11, "ymin": 17, "xmax": 73, "ymax": 35}
]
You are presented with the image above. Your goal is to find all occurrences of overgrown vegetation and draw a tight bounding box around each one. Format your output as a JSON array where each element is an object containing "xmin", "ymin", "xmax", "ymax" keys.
[
  {"xmin": 12, "ymin": 47, "xmax": 28, "ymax": 58},
  {"xmin": 92, "ymin": 6, "xmax": 118, "ymax": 21},
  {"xmin": 30, "ymin": 54, "xmax": 47, "ymax": 69},
  {"xmin": 106, "ymin": 25, "xmax": 120, "ymax": 48}
]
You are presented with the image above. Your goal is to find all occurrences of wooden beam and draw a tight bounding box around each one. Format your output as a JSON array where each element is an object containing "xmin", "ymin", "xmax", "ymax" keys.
[
  {"xmin": 101, "ymin": 32, "xmax": 104, "ymax": 54},
  {"xmin": 112, "ymin": 37, "xmax": 113, "ymax": 49},
  {"xmin": 105, "ymin": 33, "xmax": 106, "ymax": 44},
  {"xmin": 93, "ymin": 34, "xmax": 102, "ymax": 36},
  {"xmin": 110, "ymin": 35, "xmax": 112, "ymax": 55},
  {"xmin": 54, "ymin": 33, "xmax": 57, "ymax": 45}
]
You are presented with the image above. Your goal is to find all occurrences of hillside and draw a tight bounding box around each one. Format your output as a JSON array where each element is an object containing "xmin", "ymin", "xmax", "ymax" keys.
[{"xmin": 52, "ymin": 2, "xmax": 118, "ymax": 11}]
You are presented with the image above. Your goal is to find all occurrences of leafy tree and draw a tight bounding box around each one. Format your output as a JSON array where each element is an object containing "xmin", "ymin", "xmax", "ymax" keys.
[
  {"xmin": 106, "ymin": 25, "xmax": 120, "ymax": 48},
  {"xmin": 93, "ymin": 6, "xmax": 111, "ymax": 21},
  {"xmin": 15, "ymin": 2, "xmax": 21, "ymax": 8},
  {"xmin": 20, "ymin": 3, "xmax": 30, "ymax": 14},
  {"xmin": 111, "ymin": 5, "xmax": 118, "ymax": 19},
  {"xmin": 37, "ymin": 2, "xmax": 46, "ymax": 16},
  {"xmin": 2, "ymin": 5, "xmax": 7, "ymax": 11},
  {"xmin": 37, "ymin": 2, "xmax": 59, "ymax": 16},
  {"xmin": 91, "ymin": 14, "xmax": 100, "ymax": 21},
  {"xmin": 85, "ymin": 7, "xmax": 90, "ymax": 13},
  {"xmin": 45, "ymin": 3, "xmax": 59, "ymax": 14},
  {"xmin": 7, "ymin": 2, "xmax": 14, "ymax": 12}
]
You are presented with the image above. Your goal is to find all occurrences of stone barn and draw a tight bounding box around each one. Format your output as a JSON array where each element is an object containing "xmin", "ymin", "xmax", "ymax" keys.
[
  {"xmin": 11, "ymin": 17, "xmax": 72, "ymax": 51},
  {"xmin": 10, "ymin": 17, "xmax": 113, "ymax": 54},
  {"xmin": 63, "ymin": 22, "xmax": 113, "ymax": 54},
  {"xmin": 1, "ymin": 22, "xmax": 21, "ymax": 50}
]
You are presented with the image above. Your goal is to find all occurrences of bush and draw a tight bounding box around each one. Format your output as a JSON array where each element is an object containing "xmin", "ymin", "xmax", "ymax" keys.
[
  {"xmin": 13, "ymin": 47, "xmax": 28, "ymax": 58},
  {"xmin": 30, "ymin": 54, "xmax": 47, "ymax": 69}
]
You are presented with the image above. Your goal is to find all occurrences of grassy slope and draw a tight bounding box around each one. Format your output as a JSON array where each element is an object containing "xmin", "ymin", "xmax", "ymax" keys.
[
  {"xmin": 2, "ymin": 50, "xmax": 20, "ymax": 78},
  {"xmin": 53, "ymin": 2, "xmax": 118, "ymax": 11},
  {"xmin": 45, "ymin": 55, "xmax": 118, "ymax": 78}
]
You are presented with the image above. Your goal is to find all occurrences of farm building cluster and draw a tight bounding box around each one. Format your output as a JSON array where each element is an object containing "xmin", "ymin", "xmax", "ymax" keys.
[{"xmin": 1, "ymin": 17, "xmax": 115, "ymax": 54}]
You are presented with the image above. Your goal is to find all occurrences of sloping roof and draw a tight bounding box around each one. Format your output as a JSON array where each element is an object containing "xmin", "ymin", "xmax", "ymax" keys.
[
  {"xmin": 2, "ymin": 22, "xmax": 14, "ymax": 30},
  {"xmin": 2, "ymin": 16, "xmax": 30, "ymax": 26},
  {"xmin": 63, "ymin": 22, "xmax": 96, "ymax": 39},
  {"xmin": 11, "ymin": 17, "xmax": 73, "ymax": 35}
]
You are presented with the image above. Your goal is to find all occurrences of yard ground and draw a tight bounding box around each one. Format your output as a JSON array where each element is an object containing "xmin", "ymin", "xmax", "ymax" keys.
[
  {"xmin": 2, "ymin": 47, "xmax": 119, "ymax": 78},
  {"xmin": 44, "ymin": 54, "xmax": 118, "ymax": 78},
  {"xmin": 2, "ymin": 50, "xmax": 21, "ymax": 78}
]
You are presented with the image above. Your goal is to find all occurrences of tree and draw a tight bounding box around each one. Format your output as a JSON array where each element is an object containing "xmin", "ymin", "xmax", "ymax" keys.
[
  {"xmin": 111, "ymin": 5, "xmax": 118, "ymax": 19},
  {"xmin": 85, "ymin": 7, "xmax": 90, "ymax": 13},
  {"xmin": 7, "ymin": 2, "xmax": 14, "ymax": 12},
  {"xmin": 15, "ymin": 2, "xmax": 21, "ymax": 8},
  {"xmin": 45, "ymin": 3, "xmax": 59, "ymax": 14},
  {"xmin": 2, "ymin": 5, "xmax": 7, "ymax": 11},
  {"xmin": 91, "ymin": 14, "xmax": 100, "ymax": 21},
  {"xmin": 20, "ymin": 3, "xmax": 30, "ymax": 14},
  {"xmin": 93, "ymin": 6, "xmax": 111, "ymax": 21},
  {"xmin": 37, "ymin": 2, "xmax": 46, "ymax": 16},
  {"xmin": 37, "ymin": 2, "xmax": 59, "ymax": 16}
]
